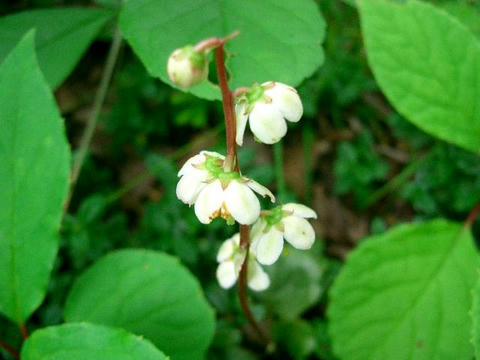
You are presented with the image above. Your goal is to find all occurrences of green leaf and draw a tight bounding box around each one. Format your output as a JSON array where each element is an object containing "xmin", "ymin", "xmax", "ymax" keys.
[
  {"xmin": 472, "ymin": 276, "xmax": 480, "ymax": 359},
  {"xmin": 438, "ymin": 2, "xmax": 480, "ymax": 39},
  {"xmin": 259, "ymin": 244, "xmax": 325, "ymax": 320},
  {"xmin": 64, "ymin": 249, "xmax": 215, "ymax": 360},
  {"xmin": 273, "ymin": 319, "xmax": 316, "ymax": 360},
  {"xmin": 358, "ymin": 0, "xmax": 480, "ymax": 153},
  {"xmin": 328, "ymin": 219, "xmax": 479, "ymax": 360},
  {"xmin": 21, "ymin": 323, "xmax": 167, "ymax": 359},
  {"xmin": 119, "ymin": 0, "xmax": 325, "ymax": 100},
  {"xmin": 0, "ymin": 8, "xmax": 112, "ymax": 89},
  {"xmin": 0, "ymin": 31, "xmax": 70, "ymax": 324}
]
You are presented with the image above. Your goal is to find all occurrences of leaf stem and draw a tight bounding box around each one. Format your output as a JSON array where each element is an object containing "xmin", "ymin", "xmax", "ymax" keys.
[
  {"xmin": 19, "ymin": 323, "xmax": 28, "ymax": 340},
  {"xmin": 0, "ymin": 339, "xmax": 19, "ymax": 359},
  {"xmin": 303, "ymin": 122, "xmax": 314, "ymax": 206},
  {"xmin": 465, "ymin": 201, "xmax": 480, "ymax": 228},
  {"xmin": 64, "ymin": 27, "xmax": 123, "ymax": 212},
  {"xmin": 364, "ymin": 150, "xmax": 431, "ymax": 208},
  {"xmin": 214, "ymin": 33, "xmax": 270, "ymax": 345},
  {"xmin": 273, "ymin": 141, "xmax": 286, "ymax": 201}
]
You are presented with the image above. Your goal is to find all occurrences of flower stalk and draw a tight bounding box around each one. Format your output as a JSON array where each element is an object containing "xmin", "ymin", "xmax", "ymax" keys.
[
  {"xmin": 214, "ymin": 44, "xmax": 237, "ymax": 171},
  {"xmin": 214, "ymin": 33, "xmax": 270, "ymax": 345},
  {"xmin": 237, "ymin": 225, "xmax": 271, "ymax": 345}
]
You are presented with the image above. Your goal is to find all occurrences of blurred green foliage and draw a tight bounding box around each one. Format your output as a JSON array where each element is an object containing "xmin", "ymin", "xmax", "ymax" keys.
[{"xmin": 1, "ymin": 0, "xmax": 480, "ymax": 359}]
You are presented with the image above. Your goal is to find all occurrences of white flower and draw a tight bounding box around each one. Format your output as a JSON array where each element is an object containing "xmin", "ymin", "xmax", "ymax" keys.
[
  {"xmin": 176, "ymin": 151, "xmax": 275, "ymax": 225},
  {"xmin": 167, "ymin": 45, "xmax": 208, "ymax": 87},
  {"xmin": 235, "ymin": 82, "xmax": 303, "ymax": 145},
  {"xmin": 251, "ymin": 203, "xmax": 317, "ymax": 265},
  {"xmin": 216, "ymin": 234, "xmax": 270, "ymax": 291},
  {"xmin": 176, "ymin": 151, "xmax": 223, "ymax": 205}
]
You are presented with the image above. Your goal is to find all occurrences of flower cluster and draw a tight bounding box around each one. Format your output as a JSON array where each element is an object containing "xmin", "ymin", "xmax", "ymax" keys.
[
  {"xmin": 176, "ymin": 151, "xmax": 274, "ymax": 225},
  {"xmin": 215, "ymin": 203, "xmax": 317, "ymax": 291},
  {"xmin": 216, "ymin": 234, "xmax": 269, "ymax": 291},
  {"xmin": 169, "ymin": 36, "xmax": 316, "ymax": 293}
]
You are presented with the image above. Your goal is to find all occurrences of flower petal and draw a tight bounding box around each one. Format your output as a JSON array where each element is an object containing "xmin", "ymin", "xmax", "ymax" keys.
[
  {"xmin": 255, "ymin": 227, "xmax": 284, "ymax": 265},
  {"xmin": 178, "ymin": 153, "xmax": 206, "ymax": 177},
  {"xmin": 249, "ymin": 102, "xmax": 287, "ymax": 144},
  {"xmin": 265, "ymin": 82, "xmax": 303, "ymax": 123},
  {"xmin": 176, "ymin": 174, "xmax": 206, "ymax": 205},
  {"xmin": 249, "ymin": 218, "xmax": 267, "ymax": 255},
  {"xmin": 194, "ymin": 180, "xmax": 224, "ymax": 224},
  {"xmin": 216, "ymin": 261, "xmax": 238, "ymax": 289},
  {"xmin": 235, "ymin": 101, "xmax": 249, "ymax": 146},
  {"xmin": 282, "ymin": 203, "xmax": 317, "ymax": 219},
  {"xmin": 247, "ymin": 260, "xmax": 270, "ymax": 291},
  {"xmin": 224, "ymin": 180, "xmax": 260, "ymax": 225},
  {"xmin": 217, "ymin": 234, "xmax": 239, "ymax": 262},
  {"xmin": 246, "ymin": 179, "xmax": 275, "ymax": 203},
  {"xmin": 282, "ymin": 215, "xmax": 315, "ymax": 250},
  {"xmin": 232, "ymin": 251, "xmax": 246, "ymax": 273}
]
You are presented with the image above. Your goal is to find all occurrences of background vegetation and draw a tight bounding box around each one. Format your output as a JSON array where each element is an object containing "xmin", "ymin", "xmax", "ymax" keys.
[{"xmin": 1, "ymin": 0, "xmax": 479, "ymax": 359}]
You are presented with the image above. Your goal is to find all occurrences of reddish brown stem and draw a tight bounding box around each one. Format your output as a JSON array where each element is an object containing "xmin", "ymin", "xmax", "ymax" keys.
[
  {"xmin": 465, "ymin": 201, "xmax": 480, "ymax": 228},
  {"xmin": 214, "ymin": 44, "xmax": 237, "ymax": 171},
  {"xmin": 238, "ymin": 225, "xmax": 271, "ymax": 345},
  {"xmin": 19, "ymin": 324, "xmax": 28, "ymax": 340},
  {"xmin": 194, "ymin": 30, "xmax": 240, "ymax": 52},
  {"xmin": 214, "ymin": 34, "xmax": 270, "ymax": 346},
  {"xmin": 0, "ymin": 340, "xmax": 19, "ymax": 359}
]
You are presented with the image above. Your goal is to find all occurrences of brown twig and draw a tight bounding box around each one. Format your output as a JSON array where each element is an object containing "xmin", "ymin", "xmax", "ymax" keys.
[
  {"xmin": 214, "ymin": 32, "xmax": 270, "ymax": 345},
  {"xmin": 465, "ymin": 201, "xmax": 480, "ymax": 228},
  {"xmin": 0, "ymin": 339, "xmax": 19, "ymax": 359}
]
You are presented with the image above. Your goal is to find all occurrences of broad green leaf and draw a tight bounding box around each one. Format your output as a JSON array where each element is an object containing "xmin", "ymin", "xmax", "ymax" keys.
[
  {"xmin": 119, "ymin": 0, "xmax": 325, "ymax": 100},
  {"xmin": 358, "ymin": 0, "xmax": 480, "ymax": 153},
  {"xmin": 0, "ymin": 32, "xmax": 70, "ymax": 324},
  {"xmin": 64, "ymin": 249, "xmax": 215, "ymax": 360},
  {"xmin": 472, "ymin": 277, "xmax": 480, "ymax": 359},
  {"xmin": 0, "ymin": 8, "xmax": 112, "ymax": 89},
  {"xmin": 328, "ymin": 219, "xmax": 479, "ymax": 360},
  {"xmin": 21, "ymin": 323, "xmax": 167, "ymax": 359}
]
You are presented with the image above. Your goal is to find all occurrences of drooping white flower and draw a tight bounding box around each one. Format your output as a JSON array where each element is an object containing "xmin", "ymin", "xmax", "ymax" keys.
[
  {"xmin": 176, "ymin": 151, "xmax": 275, "ymax": 225},
  {"xmin": 167, "ymin": 45, "xmax": 208, "ymax": 87},
  {"xmin": 216, "ymin": 234, "xmax": 270, "ymax": 291},
  {"xmin": 250, "ymin": 203, "xmax": 317, "ymax": 265},
  {"xmin": 235, "ymin": 82, "xmax": 303, "ymax": 145},
  {"xmin": 175, "ymin": 150, "xmax": 224, "ymax": 205}
]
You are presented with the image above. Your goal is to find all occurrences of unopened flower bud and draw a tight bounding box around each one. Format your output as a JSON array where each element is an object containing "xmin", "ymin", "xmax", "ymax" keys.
[{"xmin": 167, "ymin": 45, "xmax": 208, "ymax": 87}]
